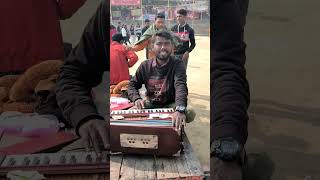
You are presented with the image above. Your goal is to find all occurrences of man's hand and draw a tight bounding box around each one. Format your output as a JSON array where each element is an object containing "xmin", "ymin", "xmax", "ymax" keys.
[
  {"xmin": 78, "ymin": 119, "xmax": 109, "ymax": 154},
  {"xmin": 134, "ymin": 99, "xmax": 145, "ymax": 109},
  {"xmin": 171, "ymin": 111, "xmax": 186, "ymax": 131},
  {"xmin": 182, "ymin": 51, "xmax": 189, "ymax": 61}
]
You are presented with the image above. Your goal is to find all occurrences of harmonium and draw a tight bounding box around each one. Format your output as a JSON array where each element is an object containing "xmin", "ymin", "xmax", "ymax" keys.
[
  {"xmin": 0, "ymin": 151, "xmax": 109, "ymax": 175},
  {"xmin": 110, "ymin": 108, "xmax": 183, "ymax": 156},
  {"xmin": 0, "ymin": 132, "xmax": 109, "ymax": 176}
]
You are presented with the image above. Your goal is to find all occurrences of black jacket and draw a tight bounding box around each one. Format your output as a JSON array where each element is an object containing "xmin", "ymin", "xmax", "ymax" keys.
[
  {"xmin": 55, "ymin": 2, "xmax": 109, "ymax": 134},
  {"xmin": 171, "ymin": 23, "xmax": 196, "ymax": 54},
  {"xmin": 211, "ymin": 0, "xmax": 250, "ymax": 146}
]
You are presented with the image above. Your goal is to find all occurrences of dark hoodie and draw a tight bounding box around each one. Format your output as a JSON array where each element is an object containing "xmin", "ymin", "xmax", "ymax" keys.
[
  {"xmin": 55, "ymin": 2, "xmax": 109, "ymax": 134},
  {"xmin": 211, "ymin": 0, "xmax": 250, "ymax": 146},
  {"xmin": 171, "ymin": 23, "xmax": 196, "ymax": 54}
]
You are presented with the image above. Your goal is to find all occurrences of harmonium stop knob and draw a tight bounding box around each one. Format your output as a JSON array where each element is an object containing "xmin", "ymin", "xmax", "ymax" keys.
[
  {"xmin": 22, "ymin": 157, "xmax": 31, "ymax": 165},
  {"xmin": 7, "ymin": 158, "xmax": 16, "ymax": 166},
  {"xmin": 59, "ymin": 155, "xmax": 67, "ymax": 164},
  {"xmin": 86, "ymin": 154, "xmax": 93, "ymax": 163},
  {"xmin": 32, "ymin": 157, "xmax": 40, "ymax": 165},
  {"xmin": 70, "ymin": 155, "xmax": 77, "ymax": 164},
  {"xmin": 43, "ymin": 156, "xmax": 50, "ymax": 165}
]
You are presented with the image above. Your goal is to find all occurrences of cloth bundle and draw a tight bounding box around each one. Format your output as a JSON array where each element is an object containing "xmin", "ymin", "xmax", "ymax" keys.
[{"xmin": 0, "ymin": 60, "xmax": 63, "ymax": 114}]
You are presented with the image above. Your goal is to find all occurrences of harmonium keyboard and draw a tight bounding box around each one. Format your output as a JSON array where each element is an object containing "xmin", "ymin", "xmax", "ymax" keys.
[
  {"xmin": 110, "ymin": 108, "xmax": 183, "ymax": 156},
  {"xmin": 0, "ymin": 151, "xmax": 109, "ymax": 175}
]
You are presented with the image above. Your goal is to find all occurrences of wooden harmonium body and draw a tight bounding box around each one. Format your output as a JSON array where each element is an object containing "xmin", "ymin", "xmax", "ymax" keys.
[
  {"xmin": 110, "ymin": 108, "xmax": 183, "ymax": 156},
  {"xmin": 0, "ymin": 151, "xmax": 109, "ymax": 175}
]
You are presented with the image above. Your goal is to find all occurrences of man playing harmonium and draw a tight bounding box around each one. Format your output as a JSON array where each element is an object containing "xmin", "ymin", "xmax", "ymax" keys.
[{"xmin": 127, "ymin": 30, "xmax": 196, "ymax": 130}]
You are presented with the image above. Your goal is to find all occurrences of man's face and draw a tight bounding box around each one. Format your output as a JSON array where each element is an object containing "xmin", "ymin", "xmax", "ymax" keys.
[
  {"xmin": 145, "ymin": 22, "xmax": 150, "ymax": 26},
  {"xmin": 155, "ymin": 18, "xmax": 165, "ymax": 30},
  {"xmin": 176, "ymin": 14, "xmax": 186, "ymax": 25},
  {"xmin": 153, "ymin": 36, "xmax": 173, "ymax": 61}
]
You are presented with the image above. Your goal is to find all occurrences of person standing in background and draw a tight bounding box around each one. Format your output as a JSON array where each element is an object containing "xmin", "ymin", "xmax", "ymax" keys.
[
  {"xmin": 121, "ymin": 24, "xmax": 129, "ymax": 45},
  {"xmin": 131, "ymin": 14, "xmax": 167, "ymax": 59},
  {"xmin": 135, "ymin": 23, "xmax": 142, "ymax": 41},
  {"xmin": 141, "ymin": 19, "xmax": 151, "ymax": 59},
  {"xmin": 0, "ymin": 0, "xmax": 87, "ymax": 76},
  {"xmin": 141, "ymin": 19, "xmax": 150, "ymax": 35},
  {"xmin": 171, "ymin": 9, "xmax": 196, "ymax": 69},
  {"xmin": 117, "ymin": 21, "xmax": 122, "ymax": 33},
  {"xmin": 129, "ymin": 24, "xmax": 135, "ymax": 43}
]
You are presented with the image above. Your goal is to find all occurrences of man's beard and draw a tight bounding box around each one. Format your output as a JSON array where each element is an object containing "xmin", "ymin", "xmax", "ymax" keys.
[{"xmin": 156, "ymin": 50, "xmax": 171, "ymax": 61}]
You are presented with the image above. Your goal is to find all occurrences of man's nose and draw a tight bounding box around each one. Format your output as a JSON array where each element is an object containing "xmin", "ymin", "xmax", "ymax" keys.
[{"xmin": 160, "ymin": 45, "xmax": 166, "ymax": 50}]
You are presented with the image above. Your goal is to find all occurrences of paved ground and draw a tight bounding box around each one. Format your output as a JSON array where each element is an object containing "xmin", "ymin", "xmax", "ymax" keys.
[{"xmin": 245, "ymin": 1, "xmax": 320, "ymax": 179}]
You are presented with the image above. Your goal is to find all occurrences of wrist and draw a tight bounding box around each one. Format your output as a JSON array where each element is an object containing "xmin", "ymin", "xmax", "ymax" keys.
[
  {"xmin": 175, "ymin": 106, "xmax": 186, "ymax": 113},
  {"xmin": 210, "ymin": 137, "xmax": 243, "ymax": 161}
]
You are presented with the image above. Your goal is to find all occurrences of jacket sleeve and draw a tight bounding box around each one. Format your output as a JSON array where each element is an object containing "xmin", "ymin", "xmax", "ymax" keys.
[
  {"xmin": 174, "ymin": 60, "xmax": 188, "ymax": 107},
  {"xmin": 56, "ymin": 0, "xmax": 87, "ymax": 20},
  {"xmin": 127, "ymin": 63, "xmax": 145, "ymax": 102},
  {"xmin": 211, "ymin": 0, "xmax": 250, "ymax": 146},
  {"xmin": 132, "ymin": 39, "xmax": 150, "ymax": 52},
  {"xmin": 187, "ymin": 28, "xmax": 196, "ymax": 53},
  {"xmin": 55, "ymin": 2, "xmax": 108, "ymax": 135}
]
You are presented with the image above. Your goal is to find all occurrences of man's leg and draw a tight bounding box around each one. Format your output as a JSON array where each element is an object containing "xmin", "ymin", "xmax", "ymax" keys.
[
  {"xmin": 184, "ymin": 56, "xmax": 189, "ymax": 70},
  {"xmin": 211, "ymin": 0, "xmax": 250, "ymax": 179}
]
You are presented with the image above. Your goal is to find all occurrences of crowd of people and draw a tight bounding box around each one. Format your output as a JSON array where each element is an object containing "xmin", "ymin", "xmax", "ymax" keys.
[{"xmin": 110, "ymin": 9, "xmax": 196, "ymax": 85}]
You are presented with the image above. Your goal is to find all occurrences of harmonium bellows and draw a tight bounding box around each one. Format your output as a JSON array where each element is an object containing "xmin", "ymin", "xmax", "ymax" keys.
[
  {"xmin": 110, "ymin": 108, "xmax": 183, "ymax": 156},
  {"xmin": 0, "ymin": 151, "xmax": 109, "ymax": 175}
]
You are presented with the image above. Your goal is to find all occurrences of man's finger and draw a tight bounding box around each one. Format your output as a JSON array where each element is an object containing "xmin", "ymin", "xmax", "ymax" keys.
[
  {"xmin": 97, "ymin": 123, "xmax": 110, "ymax": 150},
  {"xmin": 175, "ymin": 116, "xmax": 180, "ymax": 131},
  {"xmin": 89, "ymin": 128, "xmax": 101, "ymax": 154},
  {"xmin": 81, "ymin": 132, "xmax": 91, "ymax": 152}
]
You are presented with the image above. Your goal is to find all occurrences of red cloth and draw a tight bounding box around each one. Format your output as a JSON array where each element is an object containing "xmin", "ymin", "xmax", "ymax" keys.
[
  {"xmin": 110, "ymin": 41, "xmax": 138, "ymax": 85},
  {"xmin": 0, "ymin": 0, "xmax": 86, "ymax": 72}
]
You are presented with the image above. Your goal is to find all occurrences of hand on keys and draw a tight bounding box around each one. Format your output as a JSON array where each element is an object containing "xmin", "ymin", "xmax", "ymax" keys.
[
  {"xmin": 171, "ymin": 111, "xmax": 186, "ymax": 132},
  {"xmin": 134, "ymin": 99, "xmax": 145, "ymax": 109},
  {"xmin": 78, "ymin": 119, "xmax": 110, "ymax": 155}
]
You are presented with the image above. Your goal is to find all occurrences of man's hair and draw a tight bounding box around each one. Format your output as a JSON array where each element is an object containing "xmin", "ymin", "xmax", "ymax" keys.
[
  {"xmin": 177, "ymin": 9, "xmax": 187, "ymax": 16},
  {"xmin": 144, "ymin": 19, "xmax": 150, "ymax": 22},
  {"xmin": 112, "ymin": 33, "xmax": 124, "ymax": 43},
  {"xmin": 155, "ymin": 13, "xmax": 165, "ymax": 20},
  {"xmin": 150, "ymin": 30, "xmax": 173, "ymax": 44}
]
